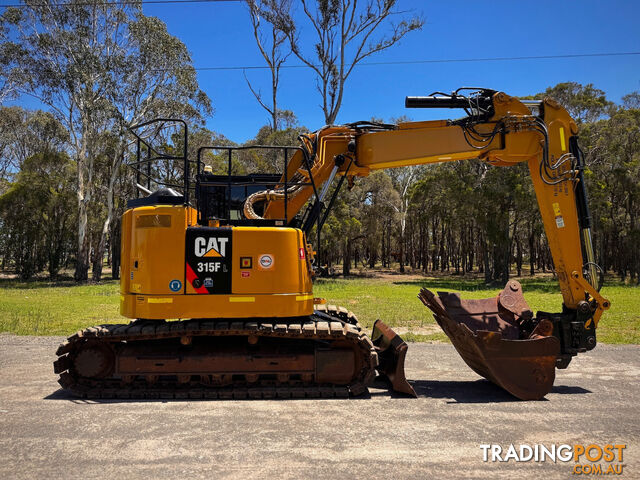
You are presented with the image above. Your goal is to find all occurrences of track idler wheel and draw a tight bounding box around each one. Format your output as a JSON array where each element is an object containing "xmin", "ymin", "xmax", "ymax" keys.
[
  {"xmin": 72, "ymin": 341, "xmax": 115, "ymax": 379},
  {"xmin": 419, "ymin": 280, "xmax": 560, "ymax": 400},
  {"xmin": 371, "ymin": 320, "xmax": 417, "ymax": 397}
]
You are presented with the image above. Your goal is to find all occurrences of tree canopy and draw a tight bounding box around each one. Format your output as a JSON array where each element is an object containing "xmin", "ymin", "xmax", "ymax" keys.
[{"xmin": 0, "ymin": 2, "xmax": 637, "ymax": 287}]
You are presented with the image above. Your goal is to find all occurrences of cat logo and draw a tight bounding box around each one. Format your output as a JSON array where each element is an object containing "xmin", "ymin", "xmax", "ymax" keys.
[
  {"xmin": 194, "ymin": 236, "xmax": 228, "ymax": 258},
  {"xmin": 186, "ymin": 228, "xmax": 232, "ymax": 294}
]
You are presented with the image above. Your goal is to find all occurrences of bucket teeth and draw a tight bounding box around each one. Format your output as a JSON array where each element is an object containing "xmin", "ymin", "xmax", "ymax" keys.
[{"xmin": 419, "ymin": 281, "xmax": 560, "ymax": 400}]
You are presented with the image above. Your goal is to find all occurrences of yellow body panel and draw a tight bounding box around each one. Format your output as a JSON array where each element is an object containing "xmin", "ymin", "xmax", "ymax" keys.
[
  {"xmin": 120, "ymin": 205, "xmax": 313, "ymax": 319},
  {"xmin": 120, "ymin": 292, "xmax": 313, "ymax": 319},
  {"xmin": 120, "ymin": 205, "xmax": 197, "ymax": 296}
]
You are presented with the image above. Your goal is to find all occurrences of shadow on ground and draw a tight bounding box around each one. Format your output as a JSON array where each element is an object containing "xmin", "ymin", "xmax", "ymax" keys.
[{"xmin": 403, "ymin": 379, "xmax": 590, "ymax": 403}]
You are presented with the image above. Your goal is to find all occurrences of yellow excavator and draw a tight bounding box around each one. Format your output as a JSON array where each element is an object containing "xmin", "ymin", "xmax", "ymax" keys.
[{"xmin": 54, "ymin": 88, "xmax": 610, "ymax": 401}]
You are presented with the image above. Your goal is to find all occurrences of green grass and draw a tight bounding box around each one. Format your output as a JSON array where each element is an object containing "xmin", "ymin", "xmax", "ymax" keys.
[
  {"xmin": 0, "ymin": 278, "xmax": 122, "ymax": 336},
  {"xmin": 0, "ymin": 274, "xmax": 637, "ymax": 343},
  {"xmin": 313, "ymin": 275, "xmax": 639, "ymax": 344}
]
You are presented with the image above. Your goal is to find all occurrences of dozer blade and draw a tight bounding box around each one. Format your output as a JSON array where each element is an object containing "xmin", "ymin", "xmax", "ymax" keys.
[
  {"xmin": 419, "ymin": 280, "xmax": 560, "ymax": 400},
  {"xmin": 371, "ymin": 320, "xmax": 417, "ymax": 397}
]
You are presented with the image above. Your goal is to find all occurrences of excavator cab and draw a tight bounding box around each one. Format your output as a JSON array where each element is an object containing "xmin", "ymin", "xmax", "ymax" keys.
[
  {"xmin": 193, "ymin": 144, "xmax": 306, "ymax": 226},
  {"xmin": 196, "ymin": 172, "xmax": 281, "ymax": 223}
]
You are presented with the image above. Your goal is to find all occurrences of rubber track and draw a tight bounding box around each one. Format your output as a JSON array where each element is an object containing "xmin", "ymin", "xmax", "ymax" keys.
[{"xmin": 53, "ymin": 305, "xmax": 378, "ymax": 400}]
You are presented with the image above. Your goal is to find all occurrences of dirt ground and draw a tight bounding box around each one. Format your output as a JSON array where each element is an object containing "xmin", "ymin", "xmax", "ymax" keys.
[{"xmin": 0, "ymin": 335, "xmax": 638, "ymax": 479}]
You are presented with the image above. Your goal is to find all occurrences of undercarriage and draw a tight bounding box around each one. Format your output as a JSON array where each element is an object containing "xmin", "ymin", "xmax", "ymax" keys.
[{"xmin": 53, "ymin": 306, "xmax": 414, "ymax": 399}]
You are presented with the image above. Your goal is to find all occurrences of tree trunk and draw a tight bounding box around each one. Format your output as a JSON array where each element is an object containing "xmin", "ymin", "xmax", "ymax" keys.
[
  {"xmin": 482, "ymin": 239, "xmax": 491, "ymax": 283},
  {"xmin": 342, "ymin": 238, "xmax": 351, "ymax": 276},
  {"xmin": 93, "ymin": 155, "xmax": 120, "ymax": 282},
  {"xmin": 368, "ymin": 242, "xmax": 376, "ymax": 269},
  {"xmin": 528, "ymin": 225, "xmax": 536, "ymax": 275},
  {"xmin": 467, "ymin": 223, "xmax": 474, "ymax": 272},
  {"xmin": 515, "ymin": 235, "xmax": 522, "ymax": 277},
  {"xmin": 111, "ymin": 221, "xmax": 121, "ymax": 280},
  {"xmin": 74, "ymin": 135, "xmax": 92, "ymax": 282},
  {"xmin": 398, "ymin": 230, "xmax": 405, "ymax": 273},
  {"xmin": 74, "ymin": 199, "xmax": 90, "ymax": 281}
]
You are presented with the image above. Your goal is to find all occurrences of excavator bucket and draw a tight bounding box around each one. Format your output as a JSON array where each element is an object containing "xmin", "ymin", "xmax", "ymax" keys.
[
  {"xmin": 371, "ymin": 319, "xmax": 417, "ymax": 397},
  {"xmin": 419, "ymin": 281, "xmax": 560, "ymax": 400}
]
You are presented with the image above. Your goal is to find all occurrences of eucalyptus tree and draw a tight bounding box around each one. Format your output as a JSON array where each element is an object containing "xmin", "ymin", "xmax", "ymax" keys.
[
  {"xmin": 245, "ymin": 0, "xmax": 292, "ymax": 131},
  {"xmin": 622, "ymin": 91, "xmax": 640, "ymax": 110},
  {"xmin": 92, "ymin": 14, "xmax": 211, "ymax": 281},
  {"xmin": 528, "ymin": 82, "xmax": 615, "ymax": 124},
  {"xmin": 265, "ymin": 0, "xmax": 423, "ymax": 125},
  {"xmin": 1, "ymin": 1, "xmax": 211, "ymax": 281},
  {"xmin": 0, "ymin": 107, "xmax": 71, "ymax": 277},
  {"xmin": 0, "ymin": 151, "xmax": 75, "ymax": 279},
  {"xmin": 0, "ymin": 19, "xmax": 19, "ymax": 102},
  {"xmin": 583, "ymin": 107, "xmax": 640, "ymax": 281},
  {"xmin": 0, "ymin": 106, "xmax": 68, "ymax": 184},
  {"xmin": 353, "ymin": 170, "xmax": 398, "ymax": 269}
]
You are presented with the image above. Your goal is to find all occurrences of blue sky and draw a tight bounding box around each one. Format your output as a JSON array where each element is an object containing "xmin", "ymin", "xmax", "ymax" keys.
[
  {"xmin": 8, "ymin": 0, "xmax": 640, "ymax": 143},
  {"xmin": 141, "ymin": 0, "xmax": 640, "ymax": 142}
]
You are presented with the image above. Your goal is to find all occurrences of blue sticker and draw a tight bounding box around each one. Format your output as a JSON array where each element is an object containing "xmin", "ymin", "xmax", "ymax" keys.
[{"xmin": 169, "ymin": 279, "xmax": 182, "ymax": 292}]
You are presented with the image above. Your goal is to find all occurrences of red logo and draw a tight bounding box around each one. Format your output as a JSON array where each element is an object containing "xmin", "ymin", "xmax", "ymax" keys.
[
  {"xmin": 299, "ymin": 248, "xmax": 305, "ymax": 259},
  {"xmin": 241, "ymin": 271, "xmax": 250, "ymax": 278}
]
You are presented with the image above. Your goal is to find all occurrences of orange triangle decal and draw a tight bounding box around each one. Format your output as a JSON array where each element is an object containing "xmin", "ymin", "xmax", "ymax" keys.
[{"xmin": 204, "ymin": 248, "xmax": 222, "ymax": 258}]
